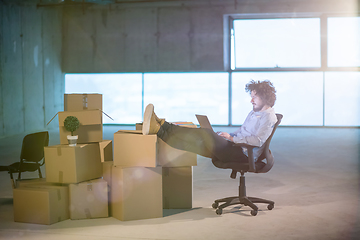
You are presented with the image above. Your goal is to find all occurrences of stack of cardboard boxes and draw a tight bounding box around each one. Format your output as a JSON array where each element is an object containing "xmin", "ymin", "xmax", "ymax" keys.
[
  {"xmin": 110, "ymin": 123, "xmax": 197, "ymax": 221},
  {"xmin": 13, "ymin": 94, "xmax": 112, "ymax": 224},
  {"xmin": 13, "ymin": 94, "xmax": 197, "ymax": 224}
]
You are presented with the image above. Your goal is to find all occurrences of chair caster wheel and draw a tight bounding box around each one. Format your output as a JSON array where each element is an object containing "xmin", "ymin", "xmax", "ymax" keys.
[
  {"xmin": 267, "ymin": 204, "xmax": 274, "ymax": 210},
  {"xmin": 251, "ymin": 210, "xmax": 258, "ymax": 216},
  {"xmin": 216, "ymin": 208, "xmax": 222, "ymax": 215},
  {"xmin": 212, "ymin": 202, "xmax": 218, "ymax": 209}
]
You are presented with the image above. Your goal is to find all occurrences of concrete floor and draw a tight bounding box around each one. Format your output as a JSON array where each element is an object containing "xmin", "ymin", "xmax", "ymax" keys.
[{"xmin": 0, "ymin": 126, "xmax": 359, "ymax": 240}]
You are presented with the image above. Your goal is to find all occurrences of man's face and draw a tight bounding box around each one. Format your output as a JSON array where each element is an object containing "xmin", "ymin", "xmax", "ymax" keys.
[{"xmin": 250, "ymin": 90, "xmax": 266, "ymax": 112}]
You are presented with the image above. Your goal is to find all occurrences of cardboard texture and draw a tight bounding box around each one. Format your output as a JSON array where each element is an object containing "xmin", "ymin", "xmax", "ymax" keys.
[
  {"xmin": 44, "ymin": 143, "xmax": 102, "ymax": 184},
  {"xmin": 102, "ymin": 161, "xmax": 113, "ymax": 216},
  {"xmin": 157, "ymin": 138, "xmax": 197, "ymax": 167},
  {"xmin": 135, "ymin": 123, "xmax": 142, "ymax": 130},
  {"xmin": 64, "ymin": 94, "xmax": 102, "ymax": 111},
  {"xmin": 111, "ymin": 166, "xmax": 163, "ymax": 221},
  {"xmin": 58, "ymin": 110, "xmax": 103, "ymax": 144},
  {"xmin": 99, "ymin": 140, "xmax": 113, "ymax": 162},
  {"xmin": 13, "ymin": 185, "xmax": 69, "ymax": 225},
  {"xmin": 162, "ymin": 167, "xmax": 193, "ymax": 209},
  {"xmin": 69, "ymin": 178, "xmax": 108, "ymax": 220},
  {"xmin": 113, "ymin": 130, "xmax": 158, "ymax": 167},
  {"xmin": 113, "ymin": 130, "xmax": 197, "ymax": 167},
  {"xmin": 16, "ymin": 178, "xmax": 61, "ymax": 188}
]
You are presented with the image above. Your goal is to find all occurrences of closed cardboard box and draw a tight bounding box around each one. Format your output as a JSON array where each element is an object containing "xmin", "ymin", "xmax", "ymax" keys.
[
  {"xmin": 99, "ymin": 140, "xmax": 112, "ymax": 162},
  {"xmin": 163, "ymin": 167, "xmax": 193, "ymax": 209},
  {"xmin": 102, "ymin": 161, "xmax": 113, "ymax": 216},
  {"xmin": 113, "ymin": 130, "xmax": 197, "ymax": 168},
  {"xmin": 113, "ymin": 130, "xmax": 158, "ymax": 167},
  {"xmin": 69, "ymin": 178, "xmax": 108, "ymax": 220},
  {"xmin": 111, "ymin": 166, "xmax": 163, "ymax": 221},
  {"xmin": 64, "ymin": 93, "xmax": 102, "ymax": 111},
  {"xmin": 16, "ymin": 178, "xmax": 61, "ymax": 188},
  {"xmin": 157, "ymin": 138, "xmax": 197, "ymax": 167},
  {"xmin": 158, "ymin": 122, "xmax": 197, "ymax": 167},
  {"xmin": 13, "ymin": 185, "xmax": 69, "ymax": 225},
  {"xmin": 58, "ymin": 110, "xmax": 103, "ymax": 145},
  {"xmin": 44, "ymin": 143, "xmax": 102, "ymax": 184}
]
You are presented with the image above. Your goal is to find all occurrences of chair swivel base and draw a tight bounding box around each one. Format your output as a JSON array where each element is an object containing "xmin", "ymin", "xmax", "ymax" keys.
[{"xmin": 212, "ymin": 196, "xmax": 274, "ymax": 216}]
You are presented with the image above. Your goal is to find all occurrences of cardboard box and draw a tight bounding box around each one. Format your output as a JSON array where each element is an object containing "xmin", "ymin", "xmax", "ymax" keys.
[
  {"xmin": 163, "ymin": 167, "xmax": 193, "ymax": 209},
  {"xmin": 16, "ymin": 178, "xmax": 61, "ymax": 188},
  {"xmin": 44, "ymin": 143, "xmax": 102, "ymax": 184},
  {"xmin": 114, "ymin": 130, "xmax": 158, "ymax": 167},
  {"xmin": 102, "ymin": 161, "xmax": 113, "ymax": 216},
  {"xmin": 111, "ymin": 166, "xmax": 163, "ymax": 221},
  {"xmin": 135, "ymin": 123, "xmax": 142, "ymax": 130},
  {"xmin": 64, "ymin": 93, "xmax": 102, "ymax": 111},
  {"xmin": 69, "ymin": 178, "xmax": 108, "ymax": 220},
  {"xmin": 113, "ymin": 130, "xmax": 197, "ymax": 167},
  {"xmin": 102, "ymin": 161, "xmax": 113, "ymax": 186},
  {"xmin": 99, "ymin": 140, "xmax": 113, "ymax": 162},
  {"xmin": 13, "ymin": 185, "xmax": 69, "ymax": 225},
  {"xmin": 157, "ymin": 138, "xmax": 197, "ymax": 167},
  {"xmin": 58, "ymin": 110, "xmax": 103, "ymax": 145}
]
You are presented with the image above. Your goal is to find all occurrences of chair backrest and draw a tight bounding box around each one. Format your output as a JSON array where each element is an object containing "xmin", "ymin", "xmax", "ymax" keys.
[
  {"xmin": 255, "ymin": 113, "xmax": 283, "ymax": 173},
  {"xmin": 20, "ymin": 131, "xmax": 49, "ymax": 163}
]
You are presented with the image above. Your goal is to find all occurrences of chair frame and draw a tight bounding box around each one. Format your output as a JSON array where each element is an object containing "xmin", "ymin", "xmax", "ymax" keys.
[
  {"xmin": 212, "ymin": 114, "xmax": 283, "ymax": 216},
  {"xmin": 8, "ymin": 131, "xmax": 49, "ymax": 188}
]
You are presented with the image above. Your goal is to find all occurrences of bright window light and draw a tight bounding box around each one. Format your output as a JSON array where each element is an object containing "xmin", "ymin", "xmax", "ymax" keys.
[
  {"xmin": 324, "ymin": 72, "xmax": 360, "ymax": 126},
  {"xmin": 233, "ymin": 18, "xmax": 321, "ymax": 68},
  {"xmin": 144, "ymin": 73, "xmax": 229, "ymax": 125},
  {"xmin": 328, "ymin": 17, "xmax": 360, "ymax": 67},
  {"xmin": 65, "ymin": 73, "xmax": 143, "ymax": 124},
  {"xmin": 232, "ymin": 72, "xmax": 324, "ymax": 126}
]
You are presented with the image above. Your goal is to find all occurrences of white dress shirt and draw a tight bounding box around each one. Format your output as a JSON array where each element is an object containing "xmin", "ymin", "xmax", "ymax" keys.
[{"xmin": 232, "ymin": 108, "xmax": 277, "ymax": 160}]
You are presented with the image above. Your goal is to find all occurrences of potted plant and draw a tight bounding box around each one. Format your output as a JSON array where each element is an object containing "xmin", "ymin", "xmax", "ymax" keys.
[{"xmin": 64, "ymin": 116, "xmax": 80, "ymax": 146}]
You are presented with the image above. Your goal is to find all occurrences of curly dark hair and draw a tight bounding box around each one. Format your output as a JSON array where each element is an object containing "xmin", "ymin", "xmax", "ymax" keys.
[{"xmin": 245, "ymin": 80, "xmax": 276, "ymax": 107}]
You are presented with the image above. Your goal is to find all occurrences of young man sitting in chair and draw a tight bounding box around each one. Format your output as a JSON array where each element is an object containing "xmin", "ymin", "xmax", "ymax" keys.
[{"xmin": 142, "ymin": 80, "xmax": 277, "ymax": 164}]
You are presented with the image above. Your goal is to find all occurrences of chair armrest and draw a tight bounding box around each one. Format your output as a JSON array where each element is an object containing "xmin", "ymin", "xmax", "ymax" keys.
[{"xmin": 233, "ymin": 143, "xmax": 256, "ymax": 172}]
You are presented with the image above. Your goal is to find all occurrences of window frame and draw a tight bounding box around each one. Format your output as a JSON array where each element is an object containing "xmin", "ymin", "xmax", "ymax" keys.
[{"xmin": 224, "ymin": 13, "xmax": 360, "ymax": 72}]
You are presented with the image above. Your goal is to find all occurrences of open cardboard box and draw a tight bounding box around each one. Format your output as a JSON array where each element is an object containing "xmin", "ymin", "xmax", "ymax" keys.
[{"xmin": 58, "ymin": 110, "xmax": 103, "ymax": 144}]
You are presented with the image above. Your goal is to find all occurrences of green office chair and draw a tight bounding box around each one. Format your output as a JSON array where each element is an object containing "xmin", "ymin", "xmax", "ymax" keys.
[
  {"xmin": 1, "ymin": 131, "xmax": 49, "ymax": 188},
  {"xmin": 211, "ymin": 114, "xmax": 283, "ymax": 216}
]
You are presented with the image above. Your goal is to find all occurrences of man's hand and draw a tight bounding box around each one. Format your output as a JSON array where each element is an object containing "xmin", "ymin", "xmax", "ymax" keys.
[{"xmin": 217, "ymin": 132, "xmax": 234, "ymax": 141}]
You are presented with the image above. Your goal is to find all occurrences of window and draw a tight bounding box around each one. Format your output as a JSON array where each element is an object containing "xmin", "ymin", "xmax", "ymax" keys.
[
  {"xmin": 327, "ymin": 17, "xmax": 360, "ymax": 67},
  {"xmin": 65, "ymin": 73, "xmax": 143, "ymax": 124},
  {"xmin": 232, "ymin": 18, "xmax": 321, "ymax": 69},
  {"xmin": 232, "ymin": 72, "xmax": 324, "ymax": 126},
  {"xmin": 65, "ymin": 72, "xmax": 229, "ymax": 125},
  {"xmin": 144, "ymin": 73, "xmax": 228, "ymax": 124},
  {"xmin": 228, "ymin": 14, "xmax": 359, "ymax": 127},
  {"xmin": 324, "ymin": 72, "xmax": 360, "ymax": 126}
]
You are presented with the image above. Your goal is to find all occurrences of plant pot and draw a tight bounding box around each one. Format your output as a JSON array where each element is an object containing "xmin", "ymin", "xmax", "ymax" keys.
[{"xmin": 67, "ymin": 135, "xmax": 78, "ymax": 146}]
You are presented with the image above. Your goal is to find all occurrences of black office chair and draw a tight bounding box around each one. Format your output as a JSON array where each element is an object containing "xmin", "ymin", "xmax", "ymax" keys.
[
  {"xmin": 211, "ymin": 114, "xmax": 283, "ymax": 216},
  {"xmin": 1, "ymin": 131, "xmax": 49, "ymax": 188}
]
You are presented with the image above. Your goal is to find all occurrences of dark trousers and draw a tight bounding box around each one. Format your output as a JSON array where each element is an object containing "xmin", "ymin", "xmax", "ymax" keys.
[{"xmin": 157, "ymin": 122, "xmax": 248, "ymax": 163}]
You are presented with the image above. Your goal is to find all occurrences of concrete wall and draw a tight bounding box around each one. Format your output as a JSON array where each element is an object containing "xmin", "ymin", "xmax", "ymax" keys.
[
  {"xmin": 62, "ymin": 0, "xmax": 358, "ymax": 73},
  {"xmin": 0, "ymin": 0, "xmax": 358, "ymax": 137},
  {"xmin": 0, "ymin": 3, "xmax": 64, "ymax": 138}
]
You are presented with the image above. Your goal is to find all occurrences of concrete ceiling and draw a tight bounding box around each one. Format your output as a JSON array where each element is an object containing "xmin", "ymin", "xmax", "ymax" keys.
[{"xmin": 2, "ymin": 0, "xmax": 323, "ymax": 7}]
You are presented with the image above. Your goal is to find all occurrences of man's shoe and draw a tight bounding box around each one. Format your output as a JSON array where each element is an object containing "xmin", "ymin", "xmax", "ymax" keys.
[{"xmin": 142, "ymin": 104, "xmax": 161, "ymax": 135}]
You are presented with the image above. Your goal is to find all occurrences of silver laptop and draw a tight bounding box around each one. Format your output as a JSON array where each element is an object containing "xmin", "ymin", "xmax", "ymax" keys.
[{"xmin": 195, "ymin": 114, "xmax": 213, "ymax": 131}]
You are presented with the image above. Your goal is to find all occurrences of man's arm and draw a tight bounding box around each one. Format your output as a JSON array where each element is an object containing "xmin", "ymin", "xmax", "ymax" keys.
[{"xmin": 233, "ymin": 112, "xmax": 277, "ymax": 147}]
